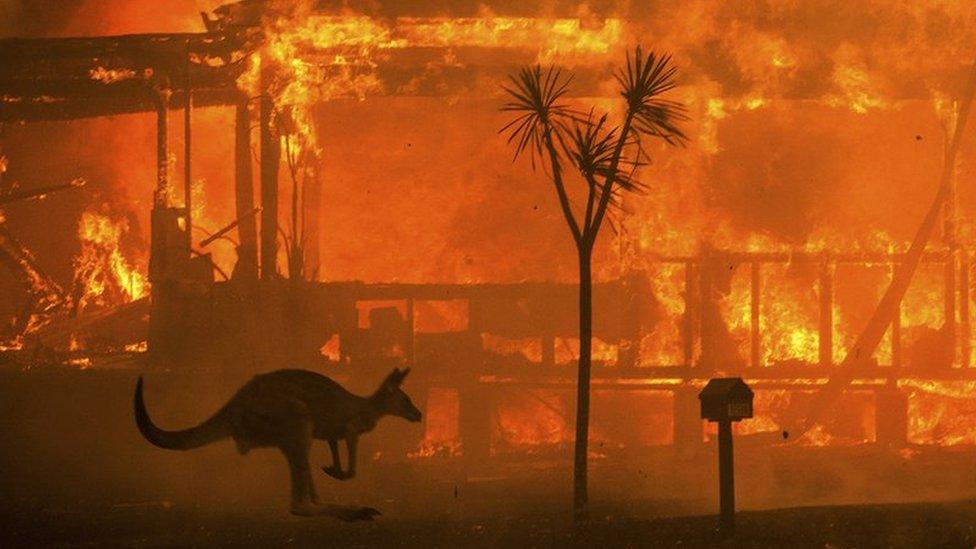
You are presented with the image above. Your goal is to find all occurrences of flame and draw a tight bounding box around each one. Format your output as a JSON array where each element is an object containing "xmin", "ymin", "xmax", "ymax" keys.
[
  {"xmin": 409, "ymin": 387, "xmax": 461, "ymax": 459},
  {"xmin": 74, "ymin": 210, "xmax": 148, "ymax": 312},
  {"xmin": 900, "ymin": 380, "xmax": 976, "ymax": 446},
  {"xmin": 88, "ymin": 67, "xmax": 140, "ymax": 84},
  {"xmin": 6, "ymin": 3, "xmax": 976, "ymax": 450}
]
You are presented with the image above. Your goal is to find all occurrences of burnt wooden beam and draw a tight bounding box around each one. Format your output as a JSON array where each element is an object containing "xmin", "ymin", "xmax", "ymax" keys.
[
  {"xmin": 0, "ymin": 88, "xmax": 245, "ymax": 123},
  {"xmin": 234, "ymin": 101, "xmax": 259, "ymax": 281},
  {"xmin": 259, "ymin": 67, "xmax": 280, "ymax": 279}
]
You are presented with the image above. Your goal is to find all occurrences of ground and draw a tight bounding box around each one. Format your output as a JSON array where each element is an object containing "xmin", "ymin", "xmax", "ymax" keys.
[{"xmin": 2, "ymin": 499, "xmax": 974, "ymax": 548}]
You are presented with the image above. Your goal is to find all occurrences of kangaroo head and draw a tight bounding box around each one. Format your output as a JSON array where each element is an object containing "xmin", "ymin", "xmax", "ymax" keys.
[{"xmin": 375, "ymin": 367, "xmax": 422, "ymax": 422}]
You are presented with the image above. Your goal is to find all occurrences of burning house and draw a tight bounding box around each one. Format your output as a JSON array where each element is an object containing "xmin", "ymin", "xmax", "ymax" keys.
[{"xmin": 1, "ymin": 0, "xmax": 975, "ymax": 535}]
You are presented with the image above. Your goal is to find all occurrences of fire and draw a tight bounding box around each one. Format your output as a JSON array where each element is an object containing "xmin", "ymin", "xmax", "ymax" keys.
[
  {"xmin": 409, "ymin": 388, "xmax": 461, "ymax": 459},
  {"xmin": 74, "ymin": 210, "xmax": 148, "ymax": 311},
  {"xmin": 900, "ymin": 380, "xmax": 976, "ymax": 446},
  {"xmin": 4, "ymin": 2, "xmax": 976, "ymax": 454},
  {"xmin": 88, "ymin": 66, "xmax": 141, "ymax": 84}
]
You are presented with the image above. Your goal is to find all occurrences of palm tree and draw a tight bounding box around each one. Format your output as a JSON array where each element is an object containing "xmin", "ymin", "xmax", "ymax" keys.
[{"xmin": 501, "ymin": 47, "xmax": 686, "ymax": 524}]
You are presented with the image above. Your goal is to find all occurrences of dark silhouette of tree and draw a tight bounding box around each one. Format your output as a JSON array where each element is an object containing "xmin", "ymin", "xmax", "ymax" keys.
[{"xmin": 501, "ymin": 47, "xmax": 686, "ymax": 524}]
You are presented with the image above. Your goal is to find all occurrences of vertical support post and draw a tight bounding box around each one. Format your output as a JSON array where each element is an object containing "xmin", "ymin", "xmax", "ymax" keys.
[
  {"xmin": 259, "ymin": 68, "xmax": 280, "ymax": 279},
  {"xmin": 459, "ymin": 377, "xmax": 491, "ymax": 478},
  {"xmin": 875, "ymin": 386, "xmax": 908, "ymax": 447},
  {"xmin": 148, "ymin": 87, "xmax": 172, "ymax": 364},
  {"xmin": 945, "ymin": 136, "xmax": 959, "ymax": 365},
  {"xmin": 945, "ymin": 251, "xmax": 957, "ymax": 366},
  {"xmin": 961, "ymin": 253, "xmax": 971, "ymax": 367},
  {"xmin": 750, "ymin": 262, "xmax": 760, "ymax": 368},
  {"xmin": 234, "ymin": 101, "xmax": 259, "ymax": 281},
  {"xmin": 886, "ymin": 260, "xmax": 902, "ymax": 368},
  {"xmin": 892, "ymin": 299, "xmax": 902, "ymax": 368},
  {"xmin": 149, "ymin": 87, "xmax": 171, "ymax": 283},
  {"xmin": 718, "ymin": 419, "xmax": 735, "ymax": 534},
  {"xmin": 405, "ymin": 297, "xmax": 415, "ymax": 366},
  {"xmin": 683, "ymin": 261, "xmax": 697, "ymax": 367},
  {"xmin": 819, "ymin": 259, "xmax": 833, "ymax": 367},
  {"xmin": 304, "ymin": 168, "xmax": 321, "ymax": 280},
  {"xmin": 183, "ymin": 47, "xmax": 193, "ymax": 249},
  {"xmin": 154, "ymin": 90, "xmax": 169, "ymax": 207},
  {"xmin": 699, "ymin": 258, "xmax": 714, "ymax": 371}
]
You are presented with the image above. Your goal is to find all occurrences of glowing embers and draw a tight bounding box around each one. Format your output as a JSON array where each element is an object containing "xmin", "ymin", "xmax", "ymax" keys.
[
  {"xmin": 480, "ymin": 334, "xmax": 618, "ymax": 366},
  {"xmin": 901, "ymin": 380, "xmax": 976, "ymax": 446},
  {"xmin": 409, "ymin": 387, "xmax": 461, "ymax": 459},
  {"xmin": 413, "ymin": 300, "xmax": 468, "ymax": 333},
  {"xmin": 392, "ymin": 17, "xmax": 623, "ymax": 60},
  {"xmin": 73, "ymin": 209, "xmax": 147, "ymax": 312},
  {"xmin": 703, "ymin": 389, "xmax": 876, "ymax": 446},
  {"xmin": 491, "ymin": 388, "xmax": 672, "ymax": 456},
  {"xmin": 637, "ymin": 262, "xmax": 687, "ymax": 367}
]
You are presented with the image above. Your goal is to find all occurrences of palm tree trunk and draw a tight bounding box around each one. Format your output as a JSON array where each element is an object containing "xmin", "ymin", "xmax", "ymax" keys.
[{"xmin": 573, "ymin": 244, "xmax": 593, "ymax": 524}]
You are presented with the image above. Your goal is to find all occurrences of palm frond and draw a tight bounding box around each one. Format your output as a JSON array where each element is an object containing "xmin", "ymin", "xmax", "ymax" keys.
[
  {"xmin": 500, "ymin": 65, "xmax": 579, "ymax": 167},
  {"xmin": 566, "ymin": 111, "xmax": 647, "ymax": 198},
  {"xmin": 616, "ymin": 47, "xmax": 689, "ymax": 146}
]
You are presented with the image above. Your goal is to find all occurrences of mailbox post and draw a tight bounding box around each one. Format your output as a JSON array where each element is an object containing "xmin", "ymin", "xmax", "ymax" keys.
[{"xmin": 699, "ymin": 377, "xmax": 753, "ymax": 535}]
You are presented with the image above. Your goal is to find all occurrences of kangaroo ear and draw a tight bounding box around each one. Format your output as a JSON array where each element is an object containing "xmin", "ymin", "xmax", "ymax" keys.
[{"xmin": 384, "ymin": 368, "xmax": 408, "ymax": 388}]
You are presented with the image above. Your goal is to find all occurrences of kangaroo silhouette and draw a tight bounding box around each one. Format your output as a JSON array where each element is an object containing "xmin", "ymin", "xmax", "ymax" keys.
[{"xmin": 134, "ymin": 368, "xmax": 422, "ymax": 519}]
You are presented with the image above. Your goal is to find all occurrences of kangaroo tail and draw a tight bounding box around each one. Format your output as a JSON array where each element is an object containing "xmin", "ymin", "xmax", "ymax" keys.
[{"xmin": 134, "ymin": 376, "xmax": 231, "ymax": 450}]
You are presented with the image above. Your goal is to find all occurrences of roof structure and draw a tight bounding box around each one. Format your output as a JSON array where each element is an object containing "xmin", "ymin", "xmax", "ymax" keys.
[
  {"xmin": 0, "ymin": 32, "xmax": 249, "ymax": 122},
  {"xmin": 699, "ymin": 378, "xmax": 753, "ymax": 400}
]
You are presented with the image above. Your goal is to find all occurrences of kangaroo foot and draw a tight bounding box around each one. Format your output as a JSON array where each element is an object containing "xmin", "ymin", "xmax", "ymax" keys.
[
  {"xmin": 322, "ymin": 465, "xmax": 354, "ymax": 480},
  {"xmin": 291, "ymin": 503, "xmax": 380, "ymax": 521},
  {"xmin": 334, "ymin": 505, "xmax": 380, "ymax": 522}
]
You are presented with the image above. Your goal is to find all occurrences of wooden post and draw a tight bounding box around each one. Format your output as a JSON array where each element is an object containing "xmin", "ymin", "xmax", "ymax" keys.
[
  {"xmin": 459, "ymin": 378, "xmax": 491, "ymax": 478},
  {"xmin": 234, "ymin": 101, "xmax": 259, "ymax": 281},
  {"xmin": 183, "ymin": 48, "xmax": 193, "ymax": 249},
  {"xmin": 259, "ymin": 69, "xmax": 280, "ymax": 279},
  {"xmin": 718, "ymin": 419, "xmax": 735, "ymax": 534},
  {"xmin": 405, "ymin": 297, "xmax": 415, "ymax": 366},
  {"xmin": 875, "ymin": 386, "xmax": 908, "ymax": 447},
  {"xmin": 819, "ymin": 260, "xmax": 833, "ymax": 367},
  {"xmin": 961, "ymin": 253, "xmax": 971, "ymax": 367},
  {"xmin": 892, "ymin": 300, "xmax": 902, "ymax": 368},
  {"xmin": 699, "ymin": 259, "xmax": 713, "ymax": 371},
  {"xmin": 148, "ymin": 87, "xmax": 171, "ymax": 364},
  {"xmin": 945, "ymin": 252, "xmax": 957, "ymax": 366},
  {"xmin": 683, "ymin": 261, "xmax": 697, "ymax": 367},
  {"xmin": 750, "ymin": 262, "xmax": 760, "ymax": 368},
  {"xmin": 884, "ymin": 260, "xmax": 900, "ymax": 368},
  {"xmin": 154, "ymin": 90, "xmax": 169, "ymax": 207},
  {"xmin": 304, "ymin": 168, "xmax": 322, "ymax": 280}
]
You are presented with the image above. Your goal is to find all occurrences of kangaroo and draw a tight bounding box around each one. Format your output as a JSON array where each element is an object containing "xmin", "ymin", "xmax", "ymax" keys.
[{"xmin": 134, "ymin": 367, "xmax": 422, "ymax": 520}]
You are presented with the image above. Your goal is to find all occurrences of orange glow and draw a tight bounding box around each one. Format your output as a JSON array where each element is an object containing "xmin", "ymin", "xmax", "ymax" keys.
[
  {"xmin": 74, "ymin": 210, "xmax": 148, "ymax": 312},
  {"xmin": 5, "ymin": 2, "xmax": 976, "ymax": 451}
]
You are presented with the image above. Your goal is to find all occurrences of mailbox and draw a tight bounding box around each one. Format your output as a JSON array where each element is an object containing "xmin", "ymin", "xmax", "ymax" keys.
[
  {"xmin": 699, "ymin": 377, "xmax": 754, "ymax": 422},
  {"xmin": 698, "ymin": 377, "xmax": 754, "ymax": 535}
]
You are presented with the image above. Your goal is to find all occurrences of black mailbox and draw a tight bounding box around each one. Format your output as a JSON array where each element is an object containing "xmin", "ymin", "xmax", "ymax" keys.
[
  {"xmin": 699, "ymin": 377, "xmax": 754, "ymax": 422},
  {"xmin": 698, "ymin": 377, "xmax": 754, "ymax": 535}
]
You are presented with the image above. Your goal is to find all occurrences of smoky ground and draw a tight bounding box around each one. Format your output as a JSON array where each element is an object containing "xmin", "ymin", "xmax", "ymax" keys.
[
  {"xmin": 2, "ymin": 494, "xmax": 975, "ymax": 548},
  {"xmin": 0, "ymin": 367, "xmax": 974, "ymax": 547}
]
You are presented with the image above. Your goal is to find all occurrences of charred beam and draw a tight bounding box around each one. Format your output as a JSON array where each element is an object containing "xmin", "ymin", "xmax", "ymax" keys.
[
  {"xmin": 259, "ymin": 68, "xmax": 280, "ymax": 279},
  {"xmin": 234, "ymin": 102, "xmax": 259, "ymax": 281}
]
